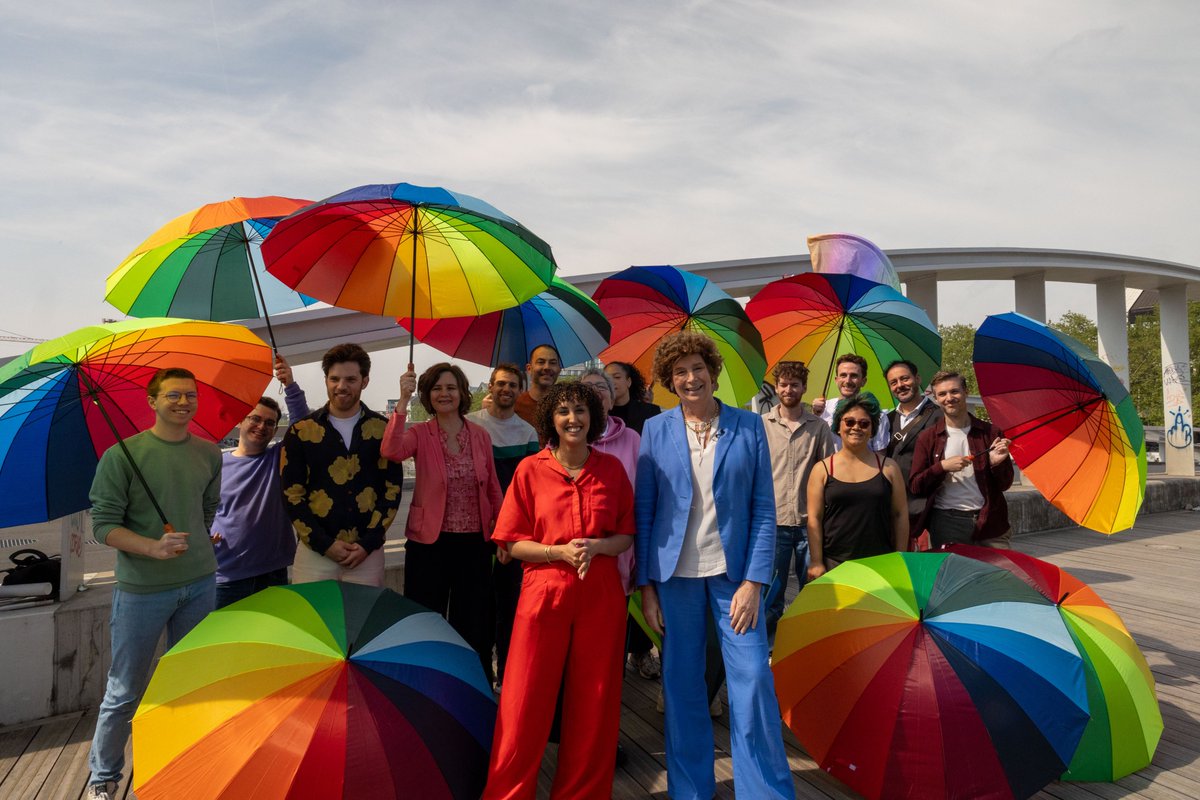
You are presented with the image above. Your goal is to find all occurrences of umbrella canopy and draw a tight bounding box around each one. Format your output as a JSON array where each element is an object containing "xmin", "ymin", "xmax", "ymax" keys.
[
  {"xmin": 946, "ymin": 544, "xmax": 1162, "ymax": 781},
  {"xmin": 105, "ymin": 196, "xmax": 316, "ymax": 320},
  {"xmin": 594, "ymin": 265, "xmax": 766, "ymax": 407},
  {"xmin": 0, "ymin": 319, "xmax": 272, "ymax": 528},
  {"xmin": 399, "ymin": 276, "xmax": 609, "ymax": 368},
  {"xmin": 808, "ymin": 233, "xmax": 901, "ymax": 290},
  {"xmin": 973, "ymin": 312, "xmax": 1146, "ymax": 534},
  {"xmin": 261, "ymin": 182, "xmax": 556, "ymax": 322},
  {"xmin": 133, "ymin": 581, "xmax": 496, "ymax": 800},
  {"xmin": 773, "ymin": 551, "xmax": 1090, "ymax": 800},
  {"xmin": 746, "ymin": 272, "xmax": 940, "ymax": 403}
]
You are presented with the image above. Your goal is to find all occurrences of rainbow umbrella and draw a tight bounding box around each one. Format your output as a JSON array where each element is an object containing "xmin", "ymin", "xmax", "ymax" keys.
[
  {"xmin": 133, "ymin": 581, "xmax": 495, "ymax": 800},
  {"xmin": 808, "ymin": 232, "xmax": 901, "ymax": 290},
  {"xmin": 399, "ymin": 276, "xmax": 609, "ymax": 368},
  {"xmin": 746, "ymin": 272, "xmax": 940, "ymax": 403},
  {"xmin": 973, "ymin": 313, "xmax": 1146, "ymax": 534},
  {"xmin": 594, "ymin": 265, "xmax": 766, "ymax": 407},
  {"xmin": 0, "ymin": 319, "xmax": 272, "ymax": 528},
  {"xmin": 105, "ymin": 196, "xmax": 316, "ymax": 351},
  {"xmin": 262, "ymin": 182, "xmax": 556, "ymax": 364},
  {"xmin": 946, "ymin": 544, "xmax": 1162, "ymax": 781},
  {"xmin": 773, "ymin": 552, "xmax": 1089, "ymax": 800}
]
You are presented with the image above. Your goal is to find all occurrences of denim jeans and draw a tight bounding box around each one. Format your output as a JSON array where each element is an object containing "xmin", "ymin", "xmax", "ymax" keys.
[
  {"xmin": 88, "ymin": 574, "xmax": 216, "ymax": 786},
  {"xmin": 765, "ymin": 524, "xmax": 808, "ymax": 641},
  {"xmin": 215, "ymin": 567, "xmax": 289, "ymax": 609}
]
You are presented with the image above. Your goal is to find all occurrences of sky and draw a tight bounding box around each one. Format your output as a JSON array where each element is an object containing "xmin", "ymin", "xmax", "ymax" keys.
[{"xmin": 1, "ymin": 1, "xmax": 1197, "ymax": 408}]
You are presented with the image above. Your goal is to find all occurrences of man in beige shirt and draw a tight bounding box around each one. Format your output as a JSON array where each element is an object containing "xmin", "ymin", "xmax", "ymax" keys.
[{"xmin": 762, "ymin": 361, "xmax": 835, "ymax": 641}]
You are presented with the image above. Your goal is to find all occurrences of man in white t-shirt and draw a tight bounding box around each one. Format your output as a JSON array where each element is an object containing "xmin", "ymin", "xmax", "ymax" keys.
[
  {"xmin": 908, "ymin": 371, "xmax": 1014, "ymax": 548},
  {"xmin": 813, "ymin": 353, "xmax": 890, "ymax": 452}
]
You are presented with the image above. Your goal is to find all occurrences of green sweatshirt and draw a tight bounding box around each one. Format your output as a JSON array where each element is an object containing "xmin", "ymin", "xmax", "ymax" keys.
[{"xmin": 90, "ymin": 430, "xmax": 222, "ymax": 593}]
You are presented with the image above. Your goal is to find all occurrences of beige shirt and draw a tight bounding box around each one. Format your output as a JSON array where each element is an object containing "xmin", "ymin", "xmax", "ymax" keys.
[{"xmin": 763, "ymin": 407, "xmax": 836, "ymax": 526}]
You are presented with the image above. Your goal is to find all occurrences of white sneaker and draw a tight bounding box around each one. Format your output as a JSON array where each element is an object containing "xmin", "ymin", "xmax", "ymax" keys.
[{"xmin": 85, "ymin": 782, "xmax": 117, "ymax": 800}]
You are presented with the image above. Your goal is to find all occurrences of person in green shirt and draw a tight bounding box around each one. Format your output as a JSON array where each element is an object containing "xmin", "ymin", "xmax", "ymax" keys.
[{"xmin": 85, "ymin": 368, "xmax": 221, "ymax": 800}]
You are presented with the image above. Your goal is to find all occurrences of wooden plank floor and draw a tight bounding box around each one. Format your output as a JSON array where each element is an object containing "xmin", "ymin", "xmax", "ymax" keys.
[{"xmin": 4, "ymin": 512, "xmax": 1197, "ymax": 799}]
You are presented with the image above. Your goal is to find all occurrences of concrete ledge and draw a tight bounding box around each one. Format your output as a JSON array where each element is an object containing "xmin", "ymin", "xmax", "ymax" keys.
[{"xmin": 1008, "ymin": 476, "xmax": 1200, "ymax": 535}]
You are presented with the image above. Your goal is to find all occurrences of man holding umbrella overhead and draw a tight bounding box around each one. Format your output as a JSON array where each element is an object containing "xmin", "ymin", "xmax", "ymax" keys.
[{"xmin": 85, "ymin": 368, "xmax": 222, "ymax": 800}]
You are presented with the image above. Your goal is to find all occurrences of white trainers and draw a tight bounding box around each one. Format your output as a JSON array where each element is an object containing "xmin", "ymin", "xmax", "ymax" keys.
[{"xmin": 85, "ymin": 782, "xmax": 117, "ymax": 800}]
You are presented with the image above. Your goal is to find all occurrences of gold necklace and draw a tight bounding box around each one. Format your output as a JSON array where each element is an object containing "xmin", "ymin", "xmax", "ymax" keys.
[{"xmin": 553, "ymin": 449, "xmax": 588, "ymax": 471}]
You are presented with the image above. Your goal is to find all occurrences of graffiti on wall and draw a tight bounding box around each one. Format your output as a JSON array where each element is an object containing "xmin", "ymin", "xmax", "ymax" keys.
[{"xmin": 1163, "ymin": 361, "xmax": 1193, "ymax": 450}]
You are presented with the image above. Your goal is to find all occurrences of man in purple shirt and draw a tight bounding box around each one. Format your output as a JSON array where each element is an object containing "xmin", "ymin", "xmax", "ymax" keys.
[{"xmin": 211, "ymin": 357, "xmax": 309, "ymax": 608}]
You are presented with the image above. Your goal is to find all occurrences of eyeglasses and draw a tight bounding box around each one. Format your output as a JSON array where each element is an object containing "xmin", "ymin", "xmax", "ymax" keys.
[
  {"xmin": 841, "ymin": 418, "xmax": 872, "ymax": 430},
  {"xmin": 160, "ymin": 391, "xmax": 198, "ymax": 403},
  {"xmin": 245, "ymin": 414, "xmax": 278, "ymax": 429}
]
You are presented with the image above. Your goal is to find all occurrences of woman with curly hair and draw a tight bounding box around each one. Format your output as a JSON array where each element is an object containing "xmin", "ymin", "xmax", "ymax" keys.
[
  {"xmin": 604, "ymin": 360, "xmax": 661, "ymax": 435},
  {"xmin": 806, "ymin": 392, "xmax": 908, "ymax": 579},
  {"xmin": 634, "ymin": 331, "xmax": 794, "ymax": 800},
  {"xmin": 382, "ymin": 363, "xmax": 503, "ymax": 678},
  {"xmin": 483, "ymin": 382, "xmax": 634, "ymax": 800}
]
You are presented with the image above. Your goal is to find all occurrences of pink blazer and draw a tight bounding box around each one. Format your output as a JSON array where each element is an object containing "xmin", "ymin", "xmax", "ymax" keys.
[{"xmin": 381, "ymin": 413, "xmax": 504, "ymax": 544}]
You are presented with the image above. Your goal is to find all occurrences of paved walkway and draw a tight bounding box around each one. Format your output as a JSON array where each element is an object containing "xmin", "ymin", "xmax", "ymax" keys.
[{"xmin": 2, "ymin": 512, "xmax": 1197, "ymax": 799}]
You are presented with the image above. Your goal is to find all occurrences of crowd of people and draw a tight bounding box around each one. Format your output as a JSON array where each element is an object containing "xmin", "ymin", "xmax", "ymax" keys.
[{"xmin": 82, "ymin": 335, "xmax": 1013, "ymax": 800}]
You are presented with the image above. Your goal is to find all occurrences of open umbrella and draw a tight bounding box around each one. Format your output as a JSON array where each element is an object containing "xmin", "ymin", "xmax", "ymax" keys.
[
  {"xmin": 398, "ymin": 275, "xmax": 608, "ymax": 368},
  {"xmin": 105, "ymin": 196, "xmax": 315, "ymax": 351},
  {"xmin": 773, "ymin": 551, "xmax": 1089, "ymax": 800},
  {"xmin": 0, "ymin": 319, "xmax": 272, "ymax": 528},
  {"xmin": 808, "ymin": 233, "xmax": 901, "ymax": 290},
  {"xmin": 946, "ymin": 544, "xmax": 1162, "ymax": 781},
  {"xmin": 973, "ymin": 312, "xmax": 1146, "ymax": 534},
  {"xmin": 132, "ymin": 581, "xmax": 495, "ymax": 800},
  {"xmin": 746, "ymin": 272, "xmax": 940, "ymax": 403},
  {"xmin": 594, "ymin": 265, "xmax": 766, "ymax": 407},
  {"xmin": 262, "ymin": 182, "xmax": 557, "ymax": 365}
]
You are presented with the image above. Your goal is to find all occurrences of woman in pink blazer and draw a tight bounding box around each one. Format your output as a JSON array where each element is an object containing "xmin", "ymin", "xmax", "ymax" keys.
[{"xmin": 383, "ymin": 362, "xmax": 504, "ymax": 679}]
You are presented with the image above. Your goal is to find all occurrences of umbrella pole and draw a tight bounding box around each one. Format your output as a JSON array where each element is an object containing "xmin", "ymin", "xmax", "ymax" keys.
[
  {"xmin": 823, "ymin": 317, "xmax": 847, "ymax": 400},
  {"xmin": 407, "ymin": 216, "xmax": 420, "ymax": 371},
  {"xmin": 242, "ymin": 238, "xmax": 279, "ymax": 356},
  {"xmin": 974, "ymin": 395, "xmax": 1107, "ymax": 458},
  {"xmin": 76, "ymin": 369, "xmax": 174, "ymax": 533}
]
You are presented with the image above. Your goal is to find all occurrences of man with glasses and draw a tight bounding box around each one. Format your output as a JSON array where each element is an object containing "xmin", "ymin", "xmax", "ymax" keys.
[
  {"xmin": 85, "ymin": 368, "xmax": 222, "ymax": 800},
  {"xmin": 211, "ymin": 356, "xmax": 309, "ymax": 608}
]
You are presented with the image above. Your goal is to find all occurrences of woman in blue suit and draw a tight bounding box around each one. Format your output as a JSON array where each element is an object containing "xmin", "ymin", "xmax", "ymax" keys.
[{"xmin": 636, "ymin": 331, "xmax": 794, "ymax": 800}]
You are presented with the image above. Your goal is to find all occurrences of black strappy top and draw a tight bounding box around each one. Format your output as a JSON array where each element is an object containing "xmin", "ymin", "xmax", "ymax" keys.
[{"xmin": 820, "ymin": 454, "xmax": 895, "ymax": 563}]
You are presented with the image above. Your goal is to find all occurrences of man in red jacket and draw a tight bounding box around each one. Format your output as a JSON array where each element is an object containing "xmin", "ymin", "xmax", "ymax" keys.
[{"xmin": 909, "ymin": 371, "xmax": 1015, "ymax": 548}]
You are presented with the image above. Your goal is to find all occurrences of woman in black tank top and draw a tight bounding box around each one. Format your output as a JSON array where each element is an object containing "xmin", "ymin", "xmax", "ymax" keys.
[{"xmin": 806, "ymin": 393, "xmax": 910, "ymax": 578}]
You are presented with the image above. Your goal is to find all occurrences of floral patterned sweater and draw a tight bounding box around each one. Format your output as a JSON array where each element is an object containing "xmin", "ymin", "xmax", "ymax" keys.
[{"xmin": 280, "ymin": 403, "xmax": 406, "ymax": 556}]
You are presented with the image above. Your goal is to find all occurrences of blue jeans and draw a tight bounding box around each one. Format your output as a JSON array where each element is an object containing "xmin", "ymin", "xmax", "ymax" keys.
[
  {"xmin": 215, "ymin": 567, "xmax": 289, "ymax": 609},
  {"xmin": 88, "ymin": 575, "xmax": 215, "ymax": 786},
  {"xmin": 765, "ymin": 524, "xmax": 808, "ymax": 640}
]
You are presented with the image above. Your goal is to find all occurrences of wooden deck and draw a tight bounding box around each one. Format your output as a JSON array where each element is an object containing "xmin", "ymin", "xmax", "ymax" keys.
[{"xmin": 3, "ymin": 511, "xmax": 1197, "ymax": 799}]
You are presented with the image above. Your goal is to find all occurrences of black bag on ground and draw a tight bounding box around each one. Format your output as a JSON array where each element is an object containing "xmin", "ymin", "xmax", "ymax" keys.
[{"xmin": 2, "ymin": 548, "xmax": 61, "ymax": 597}]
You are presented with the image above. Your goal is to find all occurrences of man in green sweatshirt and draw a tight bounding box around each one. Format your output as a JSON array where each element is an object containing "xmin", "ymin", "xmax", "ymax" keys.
[{"xmin": 85, "ymin": 368, "xmax": 222, "ymax": 800}]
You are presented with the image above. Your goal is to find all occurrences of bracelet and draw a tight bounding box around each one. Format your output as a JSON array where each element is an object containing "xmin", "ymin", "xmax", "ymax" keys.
[{"xmin": 545, "ymin": 545, "xmax": 552, "ymax": 562}]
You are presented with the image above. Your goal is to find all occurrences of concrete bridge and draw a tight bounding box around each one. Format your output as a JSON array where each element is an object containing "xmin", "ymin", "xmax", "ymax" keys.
[{"xmin": 243, "ymin": 246, "xmax": 1200, "ymax": 476}]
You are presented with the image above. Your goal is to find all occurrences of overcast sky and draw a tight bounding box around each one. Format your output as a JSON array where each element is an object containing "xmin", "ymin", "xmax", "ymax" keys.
[{"xmin": 1, "ymin": 1, "xmax": 1197, "ymax": 406}]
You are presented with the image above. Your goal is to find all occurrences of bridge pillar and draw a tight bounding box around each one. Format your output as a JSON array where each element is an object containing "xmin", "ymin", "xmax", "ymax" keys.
[
  {"xmin": 1014, "ymin": 272, "xmax": 1047, "ymax": 322},
  {"xmin": 904, "ymin": 275, "xmax": 939, "ymax": 327},
  {"xmin": 1095, "ymin": 277, "xmax": 1129, "ymax": 387},
  {"xmin": 1160, "ymin": 286, "xmax": 1194, "ymax": 475}
]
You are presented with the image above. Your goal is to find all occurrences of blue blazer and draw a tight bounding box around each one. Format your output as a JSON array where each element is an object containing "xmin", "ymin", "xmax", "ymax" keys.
[{"xmin": 635, "ymin": 402, "xmax": 776, "ymax": 585}]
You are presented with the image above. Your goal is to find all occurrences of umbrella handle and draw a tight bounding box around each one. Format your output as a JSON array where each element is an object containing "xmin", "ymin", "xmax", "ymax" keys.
[{"xmin": 163, "ymin": 523, "xmax": 176, "ymax": 533}]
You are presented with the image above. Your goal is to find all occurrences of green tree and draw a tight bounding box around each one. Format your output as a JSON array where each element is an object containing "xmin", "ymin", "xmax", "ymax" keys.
[
  {"xmin": 1048, "ymin": 311, "xmax": 1097, "ymax": 351},
  {"xmin": 936, "ymin": 323, "xmax": 979, "ymax": 394}
]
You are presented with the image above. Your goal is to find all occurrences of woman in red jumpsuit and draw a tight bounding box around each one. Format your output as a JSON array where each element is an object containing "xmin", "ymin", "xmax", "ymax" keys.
[{"xmin": 482, "ymin": 381, "xmax": 634, "ymax": 800}]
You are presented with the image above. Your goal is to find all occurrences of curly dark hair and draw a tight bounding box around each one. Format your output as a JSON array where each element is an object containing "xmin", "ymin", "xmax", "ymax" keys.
[
  {"xmin": 831, "ymin": 392, "xmax": 883, "ymax": 436},
  {"xmin": 534, "ymin": 382, "xmax": 606, "ymax": 447},
  {"xmin": 417, "ymin": 363, "xmax": 472, "ymax": 416},
  {"xmin": 605, "ymin": 361, "xmax": 649, "ymax": 404},
  {"xmin": 772, "ymin": 360, "xmax": 810, "ymax": 386},
  {"xmin": 651, "ymin": 331, "xmax": 723, "ymax": 395},
  {"xmin": 322, "ymin": 343, "xmax": 371, "ymax": 377}
]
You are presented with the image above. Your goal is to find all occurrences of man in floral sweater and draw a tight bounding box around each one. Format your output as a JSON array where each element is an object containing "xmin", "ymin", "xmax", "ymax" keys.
[{"xmin": 280, "ymin": 343, "xmax": 405, "ymax": 586}]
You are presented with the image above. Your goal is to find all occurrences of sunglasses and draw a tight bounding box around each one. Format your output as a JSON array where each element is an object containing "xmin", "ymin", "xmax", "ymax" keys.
[{"xmin": 841, "ymin": 417, "xmax": 872, "ymax": 431}]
